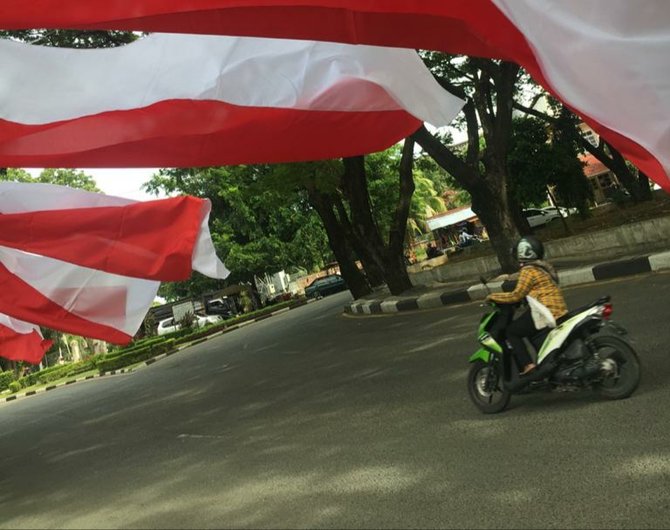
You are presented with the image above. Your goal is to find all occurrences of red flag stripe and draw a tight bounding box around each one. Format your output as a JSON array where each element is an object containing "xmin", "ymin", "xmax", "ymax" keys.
[
  {"xmin": 0, "ymin": 100, "xmax": 422, "ymax": 168},
  {"xmin": 0, "ymin": 260, "xmax": 133, "ymax": 345},
  {"xmin": 0, "ymin": 195, "xmax": 203, "ymax": 281},
  {"xmin": 1, "ymin": 1, "xmax": 665, "ymax": 190},
  {"xmin": 0, "ymin": 1, "xmax": 534, "ymax": 62},
  {"xmin": 0, "ymin": 324, "xmax": 53, "ymax": 365}
]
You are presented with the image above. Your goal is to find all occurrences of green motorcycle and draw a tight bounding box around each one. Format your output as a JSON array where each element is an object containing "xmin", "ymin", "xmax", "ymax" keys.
[{"xmin": 467, "ymin": 293, "xmax": 641, "ymax": 414}]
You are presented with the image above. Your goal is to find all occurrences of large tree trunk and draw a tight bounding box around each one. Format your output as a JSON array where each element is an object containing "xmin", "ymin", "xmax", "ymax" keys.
[
  {"xmin": 342, "ymin": 154, "xmax": 414, "ymax": 295},
  {"xmin": 471, "ymin": 178, "xmax": 520, "ymax": 273},
  {"xmin": 384, "ymin": 138, "xmax": 416, "ymax": 294},
  {"xmin": 331, "ymin": 197, "xmax": 386, "ymax": 288},
  {"xmin": 604, "ymin": 141, "xmax": 649, "ymax": 202},
  {"xmin": 306, "ymin": 188, "xmax": 372, "ymax": 299}
]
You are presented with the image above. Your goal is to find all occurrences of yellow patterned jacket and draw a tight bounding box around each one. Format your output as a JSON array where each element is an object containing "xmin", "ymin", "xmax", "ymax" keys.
[{"xmin": 487, "ymin": 261, "xmax": 568, "ymax": 319}]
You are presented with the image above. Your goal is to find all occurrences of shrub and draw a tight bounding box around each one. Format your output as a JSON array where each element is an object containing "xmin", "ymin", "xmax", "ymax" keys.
[
  {"xmin": 97, "ymin": 339, "xmax": 176, "ymax": 373},
  {"xmin": 8, "ymin": 381, "xmax": 21, "ymax": 394},
  {"xmin": 0, "ymin": 371, "xmax": 15, "ymax": 392},
  {"xmin": 177, "ymin": 311, "xmax": 196, "ymax": 331}
]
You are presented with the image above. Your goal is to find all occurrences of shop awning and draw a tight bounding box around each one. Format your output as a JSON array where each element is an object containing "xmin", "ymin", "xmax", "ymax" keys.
[{"xmin": 426, "ymin": 207, "xmax": 476, "ymax": 231}]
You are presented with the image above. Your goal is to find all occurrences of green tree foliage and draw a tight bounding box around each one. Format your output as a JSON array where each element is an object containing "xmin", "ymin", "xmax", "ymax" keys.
[
  {"xmin": 38, "ymin": 168, "xmax": 101, "ymax": 192},
  {"xmin": 507, "ymin": 118, "xmax": 553, "ymax": 207},
  {"xmin": 0, "ymin": 168, "xmax": 33, "ymax": 182},
  {"xmin": 143, "ymin": 166, "xmax": 331, "ymax": 289},
  {"xmin": 508, "ymin": 116, "xmax": 592, "ymax": 217},
  {"xmin": 365, "ymin": 147, "xmax": 447, "ymax": 239},
  {"xmin": 0, "ymin": 167, "xmax": 100, "ymax": 192},
  {"xmin": 547, "ymin": 108, "xmax": 594, "ymax": 216},
  {"xmin": 0, "ymin": 29, "xmax": 137, "ymax": 48}
]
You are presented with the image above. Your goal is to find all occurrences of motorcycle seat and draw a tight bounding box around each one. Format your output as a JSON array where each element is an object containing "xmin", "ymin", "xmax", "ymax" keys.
[{"xmin": 557, "ymin": 295, "xmax": 611, "ymax": 324}]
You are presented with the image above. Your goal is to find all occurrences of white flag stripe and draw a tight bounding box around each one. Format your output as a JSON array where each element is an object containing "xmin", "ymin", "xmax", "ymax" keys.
[
  {"xmin": 0, "ymin": 181, "xmax": 132, "ymax": 211},
  {"xmin": 0, "ymin": 313, "xmax": 41, "ymax": 337},
  {"xmin": 0, "ymin": 33, "xmax": 461, "ymax": 128},
  {"xmin": 493, "ymin": 0, "xmax": 670, "ymax": 188},
  {"xmin": 193, "ymin": 206, "xmax": 231, "ymax": 279}
]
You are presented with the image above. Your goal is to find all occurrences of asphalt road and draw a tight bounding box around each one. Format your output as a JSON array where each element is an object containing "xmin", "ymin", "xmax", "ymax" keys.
[{"xmin": 2, "ymin": 272, "xmax": 670, "ymax": 529}]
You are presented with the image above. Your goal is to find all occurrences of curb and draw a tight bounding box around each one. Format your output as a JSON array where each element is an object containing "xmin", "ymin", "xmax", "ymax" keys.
[
  {"xmin": 345, "ymin": 251, "xmax": 670, "ymax": 316},
  {"xmin": 2, "ymin": 368, "xmax": 136, "ymax": 403},
  {"xmin": 2, "ymin": 298, "xmax": 316, "ymax": 405}
]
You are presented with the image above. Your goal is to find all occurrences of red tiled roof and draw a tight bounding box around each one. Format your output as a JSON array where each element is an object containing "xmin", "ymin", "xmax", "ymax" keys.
[{"xmin": 580, "ymin": 153, "xmax": 609, "ymax": 178}]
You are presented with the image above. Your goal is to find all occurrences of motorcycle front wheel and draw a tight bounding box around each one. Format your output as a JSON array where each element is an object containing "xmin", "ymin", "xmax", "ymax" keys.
[
  {"xmin": 467, "ymin": 359, "xmax": 511, "ymax": 414},
  {"xmin": 591, "ymin": 335, "xmax": 641, "ymax": 400}
]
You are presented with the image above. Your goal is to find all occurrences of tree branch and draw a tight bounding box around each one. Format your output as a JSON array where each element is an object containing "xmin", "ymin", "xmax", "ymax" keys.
[{"xmin": 411, "ymin": 125, "xmax": 479, "ymax": 190}]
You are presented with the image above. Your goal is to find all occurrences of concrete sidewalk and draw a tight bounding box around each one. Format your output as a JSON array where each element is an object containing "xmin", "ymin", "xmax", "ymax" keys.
[{"xmin": 344, "ymin": 249, "xmax": 670, "ymax": 315}]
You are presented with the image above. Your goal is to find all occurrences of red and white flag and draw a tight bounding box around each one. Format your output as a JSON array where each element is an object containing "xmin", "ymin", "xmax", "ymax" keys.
[
  {"xmin": 0, "ymin": 182, "xmax": 228, "ymax": 346},
  {"xmin": 0, "ymin": 33, "xmax": 463, "ymax": 168},
  {"xmin": 1, "ymin": 0, "xmax": 666, "ymax": 190},
  {"xmin": 0, "ymin": 313, "xmax": 53, "ymax": 365}
]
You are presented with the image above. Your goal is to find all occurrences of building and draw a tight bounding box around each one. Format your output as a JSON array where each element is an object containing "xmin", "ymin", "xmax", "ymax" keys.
[
  {"xmin": 425, "ymin": 205, "xmax": 486, "ymax": 250},
  {"xmin": 580, "ymin": 152, "xmax": 620, "ymax": 204}
]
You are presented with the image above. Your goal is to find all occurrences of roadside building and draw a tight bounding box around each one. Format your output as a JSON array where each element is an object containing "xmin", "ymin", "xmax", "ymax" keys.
[{"xmin": 425, "ymin": 205, "xmax": 487, "ymax": 252}]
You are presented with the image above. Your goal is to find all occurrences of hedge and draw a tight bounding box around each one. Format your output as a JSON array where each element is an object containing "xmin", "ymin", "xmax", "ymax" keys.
[
  {"xmin": 96, "ymin": 339, "xmax": 176, "ymax": 373},
  {"xmin": 17, "ymin": 358, "xmax": 101, "ymax": 389}
]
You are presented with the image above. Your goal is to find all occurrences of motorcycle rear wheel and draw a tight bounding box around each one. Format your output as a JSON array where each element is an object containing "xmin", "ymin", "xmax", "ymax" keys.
[
  {"xmin": 591, "ymin": 335, "xmax": 641, "ymax": 400},
  {"xmin": 467, "ymin": 360, "xmax": 511, "ymax": 414}
]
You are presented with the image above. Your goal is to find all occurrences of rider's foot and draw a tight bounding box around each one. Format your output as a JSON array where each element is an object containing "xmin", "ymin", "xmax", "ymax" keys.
[{"xmin": 520, "ymin": 363, "xmax": 537, "ymax": 376}]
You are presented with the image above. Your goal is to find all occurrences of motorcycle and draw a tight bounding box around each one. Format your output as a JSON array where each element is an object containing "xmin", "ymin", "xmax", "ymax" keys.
[{"xmin": 467, "ymin": 283, "xmax": 641, "ymax": 414}]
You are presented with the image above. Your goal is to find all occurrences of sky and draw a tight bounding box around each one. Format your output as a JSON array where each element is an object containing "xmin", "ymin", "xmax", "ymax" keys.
[
  {"xmin": 82, "ymin": 168, "xmax": 164, "ymax": 201},
  {"xmin": 27, "ymin": 167, "xmax": 165, "ymax": 201}
]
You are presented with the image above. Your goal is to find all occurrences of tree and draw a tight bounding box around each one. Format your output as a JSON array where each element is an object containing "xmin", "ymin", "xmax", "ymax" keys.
[
  {"xmin": 146, "ymin": 138, "xmax": 425, "ymax": 299},
  {"xmin": 367, "ymin": 146, "xmax": 447, "ymax": 241},
  {"xmin": 414, "ymin": 54, "xmax": 523, "ymax": 272},
  {"xmin": 513, "ymin": 96, "xmax": 652, "ymax": 203},
  {"xmin": 546, "ymin": 108, "xmax": 593, "ymax": 216},
  {"xmin": 507, "ymin": 116, "xmax": 592, "ymax": 220},
  {"xmin": 0, "ymin": 29, "xmax": 137, "ymax": 48},
  {"xmin": 0, "ymin": 168, "xmax": 33, "ymax": 182},
  {"xmin": 507, "ymin": 118, "xmax": 554, "ymax": 208},
  {"xmin": 337, "ymin": 140, "xmax": 417, "ymax": 294},
  {"xmin": 143, "ymin": 165, "xmax": 332, "ymax": 289},
  {"xmin": 38, "ymin": 168, "xmax": 100, "ymax": 192},
  {"xmin": 0, "ymin": 167, "xmax": 100, "ymax": 191}
]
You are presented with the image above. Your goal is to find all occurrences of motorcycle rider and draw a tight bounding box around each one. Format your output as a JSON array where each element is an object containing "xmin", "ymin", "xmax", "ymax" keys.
[{"xmin": 486, "ymin": 236, "xmax": 568, "ymax": 375}]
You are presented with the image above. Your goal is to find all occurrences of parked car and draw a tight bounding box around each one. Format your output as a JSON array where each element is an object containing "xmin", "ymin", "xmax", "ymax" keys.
[
  {"xmin": 205, "ymin": 297, "xmax": 237, "ymax": 318},
  {"xmin": 157, "ymin": 313, "xmax": 223, "ymax": 336},
  {"xmin": 522, "ymin": 208, "xmax": 561, "ymax": 228},
  {"xmin": 304, "ymin": 274, "xmax": 348, "ymax": 299},
  {"xmin": 542, "ymin": 205, "xmax": 578, "ymax": 217}
]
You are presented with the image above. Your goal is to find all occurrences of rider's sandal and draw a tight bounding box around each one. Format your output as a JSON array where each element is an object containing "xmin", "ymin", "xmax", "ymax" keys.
[{"xmin": 520, "ymin": 363, "xmax": 537, "ymax": 376}]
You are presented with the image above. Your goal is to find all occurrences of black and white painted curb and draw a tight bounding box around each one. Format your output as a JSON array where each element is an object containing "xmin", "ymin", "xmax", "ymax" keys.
[
  {"xmin": 1, "ymin": 368, "xmax": 136, "ymax": 403},
  {"xmin": 345, "ymin": 250, "xmax": 670, "ymax": 316},
  {"xmin": 2, "ymin": 299, "xmax": 316, "ymax": 404}
]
